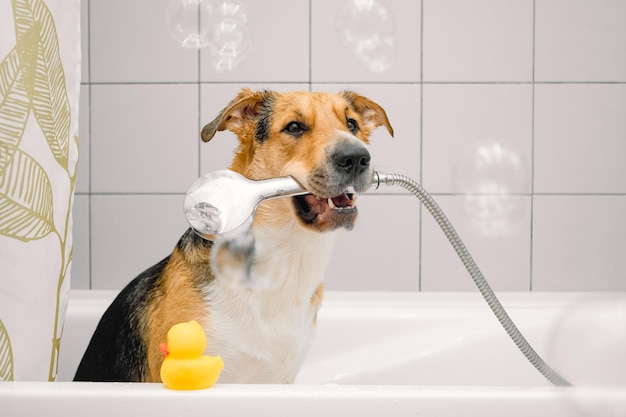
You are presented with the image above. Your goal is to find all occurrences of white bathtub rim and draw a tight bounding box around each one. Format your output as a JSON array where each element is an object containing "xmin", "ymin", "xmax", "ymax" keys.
[
  {"xmin": 65, "ymin": 288, "xmax": 626, "ymax": 308},
  {"xmin": 2, "ymin": 382, "xmax": 625, "ymax": 417}
]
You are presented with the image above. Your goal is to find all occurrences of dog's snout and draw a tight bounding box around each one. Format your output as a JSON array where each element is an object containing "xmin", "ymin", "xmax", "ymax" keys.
[{"xmin": 332, "ymin": 143, "xmax": 371, "ymax": 176}]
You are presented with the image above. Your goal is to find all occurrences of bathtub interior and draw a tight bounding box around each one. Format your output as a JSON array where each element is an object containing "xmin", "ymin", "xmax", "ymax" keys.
[{"xmin": 58, "ymin": 290, "xmax": 626, "ymax": 387}]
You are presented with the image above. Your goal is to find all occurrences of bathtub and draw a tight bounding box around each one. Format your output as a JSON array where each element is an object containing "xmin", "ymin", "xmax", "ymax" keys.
[{"xmin": 3, "ymin": 290, "xmax": 626, "ymax": 416}]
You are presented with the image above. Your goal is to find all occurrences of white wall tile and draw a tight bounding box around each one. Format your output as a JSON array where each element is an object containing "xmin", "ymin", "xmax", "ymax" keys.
[
  {"xmin": 535, "ymin": 84, "xmax": 626, "ymax": 194},
  {"xmin": 422, "ymin": 84, "xmax": 532, "ymax": 193},
  {"xmin": 312, "ymin": 0, "xmax": 421, "ymax": 82},
  {"xmin": 423, "ymin": 0, "xmax": 533, "ymax": 82},
  {"xmin": 312, "ymin": 83, "xmax": 419, "ymax": 185},
  {"xmin": 90, "ymin": 0, "xmax": 198, "ymax": 83},
  {"xmin": 200, "ymin": 0, "xmax": 309, "ymax": 82},
  {"xmin": 91, "ymin": 84, "xmax": 199, "ymax": 193},
  {"xmin": 421, "ymin": 195, "xmax": 531, "ymax": 291},
  {"xmin": 536, "ymin": 0, "xmax": 626, "ymax": 82},
  {"xmin": 326, "ymin": 194, "xmax": 420, "ymax": 291},
  {"xmin": 533, "ymin": 196, "xmax": 626, "ymax": 291},
  {"xmin": 80, "ymin": 0, "xmax": 89, "ymax": 83},
  {"xmin": 71, "ymin": 195, "xmax": 90, "ymax": 289},
  {"xmin": 90, "ymin": 195, "xmax": 190, "ymax": 290}
]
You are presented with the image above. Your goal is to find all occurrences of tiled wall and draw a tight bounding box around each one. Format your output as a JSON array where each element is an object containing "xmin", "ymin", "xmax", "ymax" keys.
[{"xmin": 74, "ymin": 0, "xmax": 626, "ymax": 292}]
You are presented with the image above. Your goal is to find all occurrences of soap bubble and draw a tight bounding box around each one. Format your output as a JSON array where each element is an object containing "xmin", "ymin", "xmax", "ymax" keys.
[
  {"xmin": 165, "ymin": 0, "xmax": 251, "ymax": 71},
  {"xmin": 204, "ymin": 0, "xmax": 251, "ymax": 71},
  {"xmin": 336, "ymin": 0, "xmax": 396, "ymax": 72},
  {"xmin": 166, "ymin": 0, "xmax": 209, "ymax": 48},
  {"xmin": 452, "ymin": 142, "xmax": 529, "ymax": 237}
]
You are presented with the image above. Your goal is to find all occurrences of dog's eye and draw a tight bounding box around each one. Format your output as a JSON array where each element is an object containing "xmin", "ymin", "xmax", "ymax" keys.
[
  {"xmin": 347, "ymin": 118, "xmax": 359, "ymax": 134},
  {"xmin": 283, "ymin": 121, "xmax": 307, "ymax": 138}
]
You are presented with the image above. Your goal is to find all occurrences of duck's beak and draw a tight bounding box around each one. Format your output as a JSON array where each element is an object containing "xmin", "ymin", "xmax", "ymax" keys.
[{"xmin": 159, "ymin": 342, "xmax": 169, "ymax": 357}]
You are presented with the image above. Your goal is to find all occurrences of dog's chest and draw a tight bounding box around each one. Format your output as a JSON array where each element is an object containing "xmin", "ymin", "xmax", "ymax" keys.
[
  {"xmin": 205, "ymin": 290, "xmax": 318, "ymax": 383},
  {"xmin": 204, "ymin": 227, "xmax": 335, "ymax": 383}
]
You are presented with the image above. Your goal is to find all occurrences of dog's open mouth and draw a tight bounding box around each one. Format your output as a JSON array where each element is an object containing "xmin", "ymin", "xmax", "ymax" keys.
[{"xmin": 293, "ymin": 192, "xmax": 357, "ymax": 225}]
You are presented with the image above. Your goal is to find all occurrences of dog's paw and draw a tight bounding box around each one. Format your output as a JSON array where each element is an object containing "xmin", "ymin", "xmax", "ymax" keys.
[{"xmin": 211, "ymin": 228, "xmax": 259, "ymax": 287}]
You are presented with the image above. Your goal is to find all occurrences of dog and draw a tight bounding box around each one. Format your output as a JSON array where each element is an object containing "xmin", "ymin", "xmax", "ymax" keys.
[{"xmin": 74, "ymin": 88, "xmax": 393, "ymax": 384}]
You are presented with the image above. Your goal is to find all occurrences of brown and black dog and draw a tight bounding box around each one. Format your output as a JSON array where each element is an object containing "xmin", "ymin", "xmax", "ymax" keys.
[{"xmin": 74, "ymin": 88, "xmax": 393, "ymax": 384}]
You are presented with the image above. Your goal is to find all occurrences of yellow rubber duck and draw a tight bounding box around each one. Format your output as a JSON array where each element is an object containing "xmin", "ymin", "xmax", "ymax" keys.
[{"xmin": 159, "ymin": 320, "xmax": 224, "ymax": 390}]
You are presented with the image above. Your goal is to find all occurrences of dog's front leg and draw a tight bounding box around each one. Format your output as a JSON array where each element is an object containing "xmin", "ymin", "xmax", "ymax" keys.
[{"xmin": 210, "ymin": 228, "xmax": 258, "ymax": 287}]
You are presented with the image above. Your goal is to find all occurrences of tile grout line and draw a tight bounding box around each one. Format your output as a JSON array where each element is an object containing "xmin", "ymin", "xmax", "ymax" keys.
[
  {"xmin": 529, "ymin": 0, "xmax": 536, "ymax": 292},
  {"xmin": 87, "ymin": 0, "xmax": 93, "ymax": 289},
  {"xmin": 197, "ymin": 0, "xmax": 202, "ymax": 178},
  {"xmin": 418, "ymin": 0, "xmax": 424, "ymax": 292},
  {"xmin": 80, "ymin": 80, "xmax": 626, "ymax": 86},
  {"xmin": 308, "ymin": 0, "xmax": 312, "ymax": 91}
]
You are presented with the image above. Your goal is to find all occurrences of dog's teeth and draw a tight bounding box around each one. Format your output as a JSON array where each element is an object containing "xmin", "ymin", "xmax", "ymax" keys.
[{"xmin": 328, "ymin": 198, "xmax": 335, "ymax": 209}]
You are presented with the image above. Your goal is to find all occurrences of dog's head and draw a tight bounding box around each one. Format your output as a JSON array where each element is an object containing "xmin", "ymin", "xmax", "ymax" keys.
[{"xmin": 201, "ymin": 88, "xmax": 393, "ymax": 233}]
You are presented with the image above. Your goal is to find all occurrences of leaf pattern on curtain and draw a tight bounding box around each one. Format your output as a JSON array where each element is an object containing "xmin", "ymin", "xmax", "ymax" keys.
[
  {"xmin": 0, "ymin": 0, "xmax": 78, "ymax": 380},
  {"xmin": 13, "ymin": 0, "xmax": 71, "ymax": 170},
  {"xmin": 0, "ymin": 319, "xmax": 14, "ymax": 381},
  {"xmin": 0, "ymin": 148, "xmax": 54, "ymax": 241},
  {"xmin": 0, "ymin": 45, "xmax": 32, "ymax": 177}
]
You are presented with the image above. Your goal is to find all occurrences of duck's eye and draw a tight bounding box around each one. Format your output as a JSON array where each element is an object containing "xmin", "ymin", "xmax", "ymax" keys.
[
  {"xmin": 347, "ymin": 118, "xmax": 359, "ymax": 134},
  {"xmin": 283, "ymin": 121, "xmax": 307, "ymax": 138}
]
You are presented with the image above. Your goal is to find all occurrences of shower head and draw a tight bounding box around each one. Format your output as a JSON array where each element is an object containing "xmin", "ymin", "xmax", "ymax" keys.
[
  {"xmin": 184, "ymin": 170, "xmax": 391, "ymax": 240},
  {"xmin": 184, "ymin": 170, "xmax": 308, "ymax": 240}
]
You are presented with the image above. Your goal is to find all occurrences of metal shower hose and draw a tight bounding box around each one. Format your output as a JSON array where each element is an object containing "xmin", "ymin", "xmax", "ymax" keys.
[{"xmin": 373, "ymin": 171, "xmax": 571, "ymax": 387}]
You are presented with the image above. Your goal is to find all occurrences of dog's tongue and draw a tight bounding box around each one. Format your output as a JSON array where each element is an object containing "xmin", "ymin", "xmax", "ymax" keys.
[{"xmin": 331, "ymin": 194, "xmax": 350, "ymax": 208}]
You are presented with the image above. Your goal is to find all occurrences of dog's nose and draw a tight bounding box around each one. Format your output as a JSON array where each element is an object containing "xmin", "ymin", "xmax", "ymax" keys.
[{"xmin": 332, "ymin": 142, "xmax": 371, "ymax": 176}]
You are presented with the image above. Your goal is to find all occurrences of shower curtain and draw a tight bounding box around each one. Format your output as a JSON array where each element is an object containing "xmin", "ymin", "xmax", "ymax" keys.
[{"xmin": 0, "ymin": 0, "xmax": 80, "ymax": 381}]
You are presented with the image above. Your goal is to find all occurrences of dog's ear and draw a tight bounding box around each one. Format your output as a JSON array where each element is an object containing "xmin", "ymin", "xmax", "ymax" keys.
[
  {"xmin": 341, "ymin": 91, "xmax": 394, "ymax": 138},
  {"xmin": 201, "ymin": 88, "xmax": 274, "ymax": 142}
]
